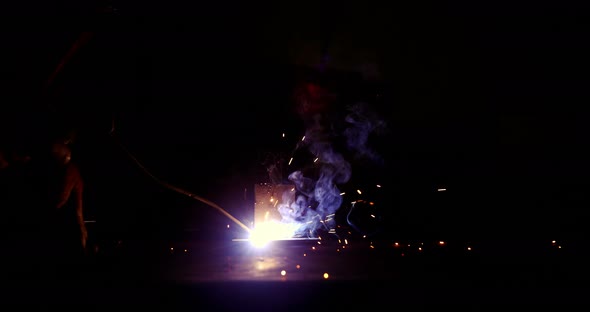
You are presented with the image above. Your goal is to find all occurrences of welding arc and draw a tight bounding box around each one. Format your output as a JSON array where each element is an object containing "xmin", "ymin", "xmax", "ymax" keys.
[{"xmin": 111, "ymin": 134, "xmax": 252, "ymax": 234}]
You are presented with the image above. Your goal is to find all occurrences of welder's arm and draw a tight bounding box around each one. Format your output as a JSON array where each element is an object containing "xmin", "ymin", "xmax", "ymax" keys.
[
  {"xmin": 75, "ymin": 181, "xmax": 88, "ymax": 250},
  {"xmin": 55, "ymin": 165, "xmax": 80, "ymax": 209}
]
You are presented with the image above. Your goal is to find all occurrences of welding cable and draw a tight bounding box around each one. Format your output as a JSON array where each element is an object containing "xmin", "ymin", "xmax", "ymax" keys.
[
  {"xmin": 346, "ymin": 201, "xmax": 381, "ymax": 238},
  {"xmin": 346, "ymin": 202, "xmax": 364, "ymax": 234},
  {"xmin": 43, "ymin": 31, "xmax": 94, "ymax": 98},
  {"xmin": 109, "ymin": 130, "xmax": 251, "ymax": 234}
]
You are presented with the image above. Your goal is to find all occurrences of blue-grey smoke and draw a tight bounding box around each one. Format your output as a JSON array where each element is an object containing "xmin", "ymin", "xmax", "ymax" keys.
[
  {"xmin": 343, "ymin": 102, "xmax": 387, "ymax": 165},
  {"xmin": 276, "ymin": 98, "xmax": 386, "ymax": 237},
  {"xmin": 278, "ymin": 135, "xmax": 352, "ymax": 237}
]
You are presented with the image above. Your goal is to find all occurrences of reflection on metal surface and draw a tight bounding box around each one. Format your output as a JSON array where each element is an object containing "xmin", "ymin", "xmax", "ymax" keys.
[{"xmin": 164, "ymin": 239, "xmax": 389, "ymax": 282}]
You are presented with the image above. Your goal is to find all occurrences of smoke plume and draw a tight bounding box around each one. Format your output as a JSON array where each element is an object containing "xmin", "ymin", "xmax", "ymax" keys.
[{"xmin": 275, "ymin": 82, "xmax": 387, "ymax": 237}]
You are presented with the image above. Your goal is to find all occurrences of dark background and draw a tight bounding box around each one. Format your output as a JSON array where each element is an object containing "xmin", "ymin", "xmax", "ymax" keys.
[{"xmin": 1, "ymin": 1, "xmax": 589, "ymax": 245}]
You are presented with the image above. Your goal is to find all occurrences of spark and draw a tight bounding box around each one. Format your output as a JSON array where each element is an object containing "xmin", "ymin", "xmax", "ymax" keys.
[
  {"xmin": 323, "ymin": 273, "xmax": 329, "ymax": 279},
  {"xmin": 340, "ymin": 192, "xmax": 346, "ymax": 196},
  {"xmin": 280, "ymin": 270, "xmax": 286, "ymax": 276},
  {"xmin": 288, "ymin": 157, "xmax": 293, "ymax": 165},
  {"xmin": 301, "ymin": 136, "xmax": 306, "ymax": 141},
  {"xmin": 437, "ymin": 188, "xmax": 447, "ymax": 192},
  {"xmin": 376, "ymin": 184, "xmax": 381, "ymax": 188},
  {"xmin": 282, "ymin": 133, "xmax": 285, "ymax": 138},
  {"xmin": 313, "ymin": 157, "xmax": 319, "ymax": 162},
  {"xmin": 357, "ymin": 189, "xmax": 362, "ymax": 194}
]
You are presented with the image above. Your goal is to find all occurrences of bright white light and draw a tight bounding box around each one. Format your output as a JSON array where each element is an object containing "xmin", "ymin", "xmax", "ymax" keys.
[{"xmin": 248, "ymin": 221, "xmax": 301, "ymax": 248}]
